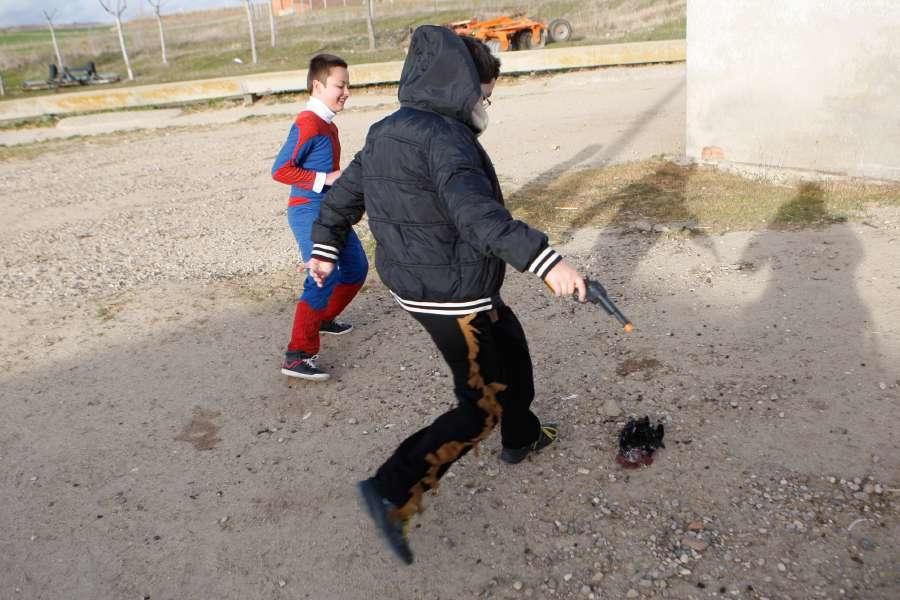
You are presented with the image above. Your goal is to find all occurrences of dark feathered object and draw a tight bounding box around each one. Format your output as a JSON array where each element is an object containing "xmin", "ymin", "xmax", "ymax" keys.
[{"xmin": 616, "ymin": 416, "xmax": 665, "ymax": 468}]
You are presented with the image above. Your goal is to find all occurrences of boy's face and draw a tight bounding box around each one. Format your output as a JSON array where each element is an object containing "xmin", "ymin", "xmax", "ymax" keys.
[
  {"xmin": 480, "ymin": 79, "xmax": 496, "ymax": 102},
  {"xmin": 312, "ymin": 66, "xmax": 350, "ymax": 113}
]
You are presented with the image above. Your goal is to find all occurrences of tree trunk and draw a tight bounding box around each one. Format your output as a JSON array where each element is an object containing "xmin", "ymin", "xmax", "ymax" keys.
[
  {"xmin": 114, "ymin": 15, "xmax": 134, "ymax": 80},
  {"xmin": 155, "ymin": 12, "xmax": 168, "ymax": 65},
  {"xmin": 48, "ymin": 22, "xmax": 64, "ymax": 68},
  {"xmin": 366, "ymin": 0, "xmax": 375, "ymax": 50},
  {"xmin": 268, "ymin": 2, "xmax": 276, "ymax": 48},
  {"xmin": 244, "ymin": 0, "xmax": 258, "ymax": 64}
]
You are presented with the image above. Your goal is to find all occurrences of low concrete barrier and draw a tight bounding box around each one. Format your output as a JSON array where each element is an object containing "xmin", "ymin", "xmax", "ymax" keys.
[{"xmin": 0, "ymin": 39, "xmax": 684, "ymax": 122}]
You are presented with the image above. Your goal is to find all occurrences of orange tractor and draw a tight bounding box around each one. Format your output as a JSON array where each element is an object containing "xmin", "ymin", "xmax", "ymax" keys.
[{"xmin": 446, "ymin": 14, "xmax": 573, "ymax": 53}]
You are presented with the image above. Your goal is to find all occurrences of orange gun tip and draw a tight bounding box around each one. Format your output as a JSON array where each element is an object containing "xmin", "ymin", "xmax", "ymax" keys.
[{"xmin": 623, "ymin": 323, "xmax": 635, "ymax": 333}]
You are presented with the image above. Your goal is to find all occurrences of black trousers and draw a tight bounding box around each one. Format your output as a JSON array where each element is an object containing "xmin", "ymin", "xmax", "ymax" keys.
[{"xmin": 373, "ymin": 304, "xmax": 542, "ymax": 520}]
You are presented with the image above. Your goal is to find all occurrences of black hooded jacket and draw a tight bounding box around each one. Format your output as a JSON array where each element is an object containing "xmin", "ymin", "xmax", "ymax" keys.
[{"xmin": 310, "ymin": 25, "xmax": 561, "ymax": 316}]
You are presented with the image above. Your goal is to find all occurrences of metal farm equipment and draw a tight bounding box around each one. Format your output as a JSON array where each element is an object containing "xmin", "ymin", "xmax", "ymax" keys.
[
  {"xmin": 446, "ymin": 14, "xmax": 573, "ymax": 53},
  {"xmin": 22, "ymin": 62, "xmax": 120, "ymax": 91}
]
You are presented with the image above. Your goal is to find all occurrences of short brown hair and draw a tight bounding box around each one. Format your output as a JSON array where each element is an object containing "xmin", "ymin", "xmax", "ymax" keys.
[
  {"xmin": 459, "ymin": 36, "xmax": 501, "ymax": 83},
  {"xmin": 307, "ymin": 54, "xmax": 348, "ymax": 93}
]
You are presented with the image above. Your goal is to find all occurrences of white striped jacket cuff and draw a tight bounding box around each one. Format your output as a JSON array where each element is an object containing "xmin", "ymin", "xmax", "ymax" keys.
[
  {"xmin": 312, "ymin": 172, "xmax": 327, "ymax": 193},
  {"xmin": 391, "ymin": 292, "xmax": 494, "ymax": 316},
  {"xmin": 527, "ymin": 247, "xmax": 562, "ymax": 279},
  {"xmin": 311, "ymin": 243, "xmax": 339, "ymax": 263}
]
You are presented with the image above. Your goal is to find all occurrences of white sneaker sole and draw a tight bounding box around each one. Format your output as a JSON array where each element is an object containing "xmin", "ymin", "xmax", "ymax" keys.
[
  {"xmin": 281, "ymin": 368, "xmax": 330, "ymax": 381},
  {"xmin": 320, "ymin": 325, "xmax": 353, "ymax": 336}
]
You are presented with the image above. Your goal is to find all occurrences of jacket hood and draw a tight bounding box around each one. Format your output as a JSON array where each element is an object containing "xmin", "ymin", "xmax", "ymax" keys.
[{"xmin": 398, "ymin": 25, "xmax": 482, "ymax": 128}]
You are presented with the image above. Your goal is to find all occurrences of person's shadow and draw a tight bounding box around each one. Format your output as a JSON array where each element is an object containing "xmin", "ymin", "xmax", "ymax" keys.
[{"xmin": 731, "ymin": 183, "xmax": 888, "ymax": 473}]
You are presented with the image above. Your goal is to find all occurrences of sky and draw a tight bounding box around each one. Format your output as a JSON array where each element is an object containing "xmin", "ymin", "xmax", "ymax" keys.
[{"xmin": 0, "ymin": 0, "xmax": 239, "ymax": 27}]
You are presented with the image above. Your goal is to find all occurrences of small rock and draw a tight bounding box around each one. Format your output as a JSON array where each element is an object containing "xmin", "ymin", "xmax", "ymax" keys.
[
  {"xmin": 687, "ymin": 520, "xmax": 703, "ymax": 531},
  {"xmin": 513, "ymin": 581, "xmax": 523, "ymax": 591},
  {"xmin": 682, "ymin": 538, "xmax": 708, "ymax": 552},
  {"xmin": 601, "ymin": 398, "xmax": 622, "ymax": 417},
  {"xmin": 590, "ymin": 572, "xmax": 604, "ymax": 583},
  {"xmin": 859, "ymin": 538, "xmax": 877, "ymax": 551},
  {"xmin": 278, "ymin": 580, "xmax": 286, "ymax": 588},
  {"xmin": 625, "ymin": 590, "xmax": 639, "ymax": 599},
  {"xmin": 563, "ymin": 573, "xmax": 573, "ymax": 582},
  {"xmin": 777, "ymin": 563, "xmax": 787, "ymax": 572},
  {"xmin": 347, "ymin": 417, "xmax": 358, "ymax": 425},
  {"xmin": 577, "ymin": 468, "xmax": 591, "ymax": 475}
]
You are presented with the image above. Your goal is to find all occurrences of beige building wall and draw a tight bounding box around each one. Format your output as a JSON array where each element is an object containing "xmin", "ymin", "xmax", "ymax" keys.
[{"xmin": 686, "ymin": 1, "xmax": 900, "ymax": 181}]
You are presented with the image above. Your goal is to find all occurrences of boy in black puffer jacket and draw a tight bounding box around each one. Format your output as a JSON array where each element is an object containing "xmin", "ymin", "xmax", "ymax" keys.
[{"xmin": 308, "ymin": 26, "xmax": 587, "ymax": 564}]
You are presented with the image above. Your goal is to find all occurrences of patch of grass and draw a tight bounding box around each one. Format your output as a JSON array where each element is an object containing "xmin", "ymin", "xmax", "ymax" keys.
[
  {"xmin": 0, "ymin": 25, "xmax": 107, "ymax": 46},
  {"xmin": 96, "ymin": 300, "xmax": 126, "ymax": 321},
  {"xmin": 0, "ymin": 126, "xmax": 202, "ymax": 162},
  {"xmin": 611, "ymin": 16, "xmax": 685, "ymax": 44},
  {"xmin": 506, "ymin": 159, "xmax": 900, "ymax": 238},
  {"xmin": 0, "ymin": 114, "xmax": 60, "ymax": 130},
  {"xmin": 0, "ymin": 1, "xmax": 686, "ymax": 102}
]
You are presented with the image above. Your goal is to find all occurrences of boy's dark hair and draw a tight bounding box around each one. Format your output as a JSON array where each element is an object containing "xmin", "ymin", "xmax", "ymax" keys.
[
  {"xmin": 307, "ymin": 54, "xmax": 348, "ymax": 93},
  {"xmin": 460, "ymin": 36, "xmax": 501, "ymax": 83}
]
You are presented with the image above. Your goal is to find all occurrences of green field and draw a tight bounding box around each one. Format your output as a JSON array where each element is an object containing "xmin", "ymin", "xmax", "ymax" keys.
[{"xmin": 0, "ymin": 0, "xmax": 685, "ymax": 100}]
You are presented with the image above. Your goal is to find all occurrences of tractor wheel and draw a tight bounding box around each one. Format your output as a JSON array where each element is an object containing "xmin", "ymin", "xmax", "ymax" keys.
[
  {"xmin": 485, "ymin": 39, "xmax": 501, "ymax": 55},
  {"xmin": 547, "ymin": 18, "xmax": 573, "ymax": 43},
  {"xmin": 516, "ymin": 30, "xmax": 534, "ymax": 50},
  {"xmin": 516, "ymin": 29, "xmax": 545, "ymax": 50}
]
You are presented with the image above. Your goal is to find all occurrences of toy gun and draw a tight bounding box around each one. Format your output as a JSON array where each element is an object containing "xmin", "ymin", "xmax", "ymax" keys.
[{"xmin": 583, "ymin": 278, "xmax": 634, "ymax": 333}]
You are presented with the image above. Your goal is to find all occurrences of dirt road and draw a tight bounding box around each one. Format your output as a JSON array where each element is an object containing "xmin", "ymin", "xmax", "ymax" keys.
[{"xmin": 1, "ymin": 64, "xmax": 897, "ymax": 599}]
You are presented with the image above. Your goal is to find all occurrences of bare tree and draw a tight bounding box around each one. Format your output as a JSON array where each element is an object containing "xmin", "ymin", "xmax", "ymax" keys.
[
  {"xmin": 98, "ymin": 0, "xmax": 134, "ymax": 80},
  {"xmin": 243, "ymin": 0, "xmax": 259, "ymax": 64},
  {"xmin": 42, "ymin": 9, "xmax": 65, "ymax": 69},
  {"xmin": 365, "ymin": 0, "xmax": 375, "ymax": 50},
  {"xmin": 146, "ymin": 0, "xmax": 168, "ymax": 65},
  {"xmin": 267, "ymin": 1, "xmax": 277, "ymax": 48}
]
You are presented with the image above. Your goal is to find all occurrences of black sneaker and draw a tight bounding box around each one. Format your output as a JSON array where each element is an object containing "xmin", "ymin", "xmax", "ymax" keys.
[
  {"xmin": 500, "ymin": 423, "xmax": 559, "ymax": 464},
  {"xmin": 319, "ymin": 320, "xmax": 353, "ymax": 335},
  {"xmin": 281, "ymin": 351, "xmax": 329, "ymax": 381},
  {"xmin": 357, "ymin": 478, "xmax": 414, "ymax": 565}
]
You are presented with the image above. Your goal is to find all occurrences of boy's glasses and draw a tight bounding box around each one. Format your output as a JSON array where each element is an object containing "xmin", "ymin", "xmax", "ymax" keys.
[{"xmin": 481, "ymin": 96, "xmax": 492, "ymax": 108}]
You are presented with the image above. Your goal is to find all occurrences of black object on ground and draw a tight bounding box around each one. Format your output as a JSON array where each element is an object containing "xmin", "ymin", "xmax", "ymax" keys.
[{"xmin": 616, "ymin": 416, "xmax": 665, "ymax": 468}]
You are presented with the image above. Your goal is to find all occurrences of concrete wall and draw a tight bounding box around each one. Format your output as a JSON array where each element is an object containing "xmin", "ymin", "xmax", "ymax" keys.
[{"xmin": 686, "ymin": 1, "xmax": 900, "ymax": 181}]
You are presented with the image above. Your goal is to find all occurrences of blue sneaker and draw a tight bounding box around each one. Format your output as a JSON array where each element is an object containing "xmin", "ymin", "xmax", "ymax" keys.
[{"xmin": 357, "ymin": 478, "xmax": 414, "ymax": 565}]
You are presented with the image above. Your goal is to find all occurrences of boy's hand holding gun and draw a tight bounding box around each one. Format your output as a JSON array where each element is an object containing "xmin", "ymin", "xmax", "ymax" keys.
[{"xmin": 545, "ymin": 262, "xmax": 633, "ymax": 332}]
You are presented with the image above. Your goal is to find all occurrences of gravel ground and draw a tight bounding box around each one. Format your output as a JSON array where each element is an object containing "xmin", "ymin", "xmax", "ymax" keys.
[{"xmin": 1, "ymin": 64, "xmax": 898, "ymax": 599}]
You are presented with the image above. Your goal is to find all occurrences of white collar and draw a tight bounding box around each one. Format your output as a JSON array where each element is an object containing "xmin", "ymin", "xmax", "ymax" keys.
[{"xmin": 305, "ymin": 96, "xmax": 335, "ymax": 123}]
